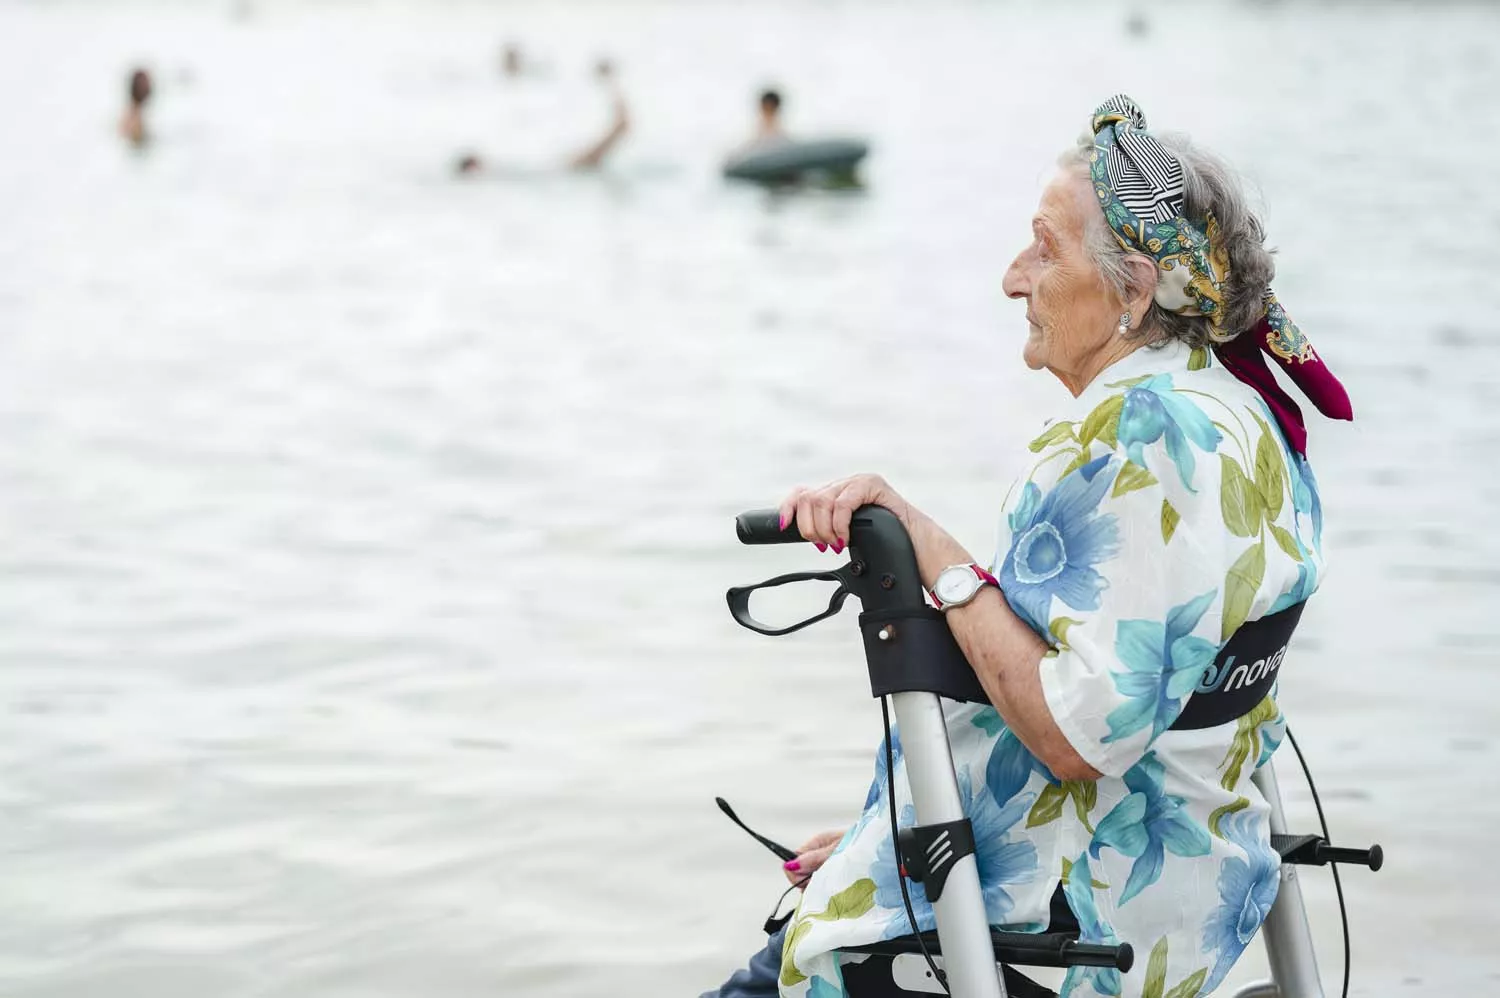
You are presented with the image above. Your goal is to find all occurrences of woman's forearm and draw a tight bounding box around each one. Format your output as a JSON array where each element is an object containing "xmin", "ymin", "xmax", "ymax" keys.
[{"xmin": 906, "ymin": 511, "xmax": 1101, "ymax": 782}]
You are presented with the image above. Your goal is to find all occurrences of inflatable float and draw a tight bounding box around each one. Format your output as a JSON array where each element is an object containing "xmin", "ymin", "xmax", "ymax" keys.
[{"xmin": 722, "ymin": 138, "xmax": 869, "ymax": 184}]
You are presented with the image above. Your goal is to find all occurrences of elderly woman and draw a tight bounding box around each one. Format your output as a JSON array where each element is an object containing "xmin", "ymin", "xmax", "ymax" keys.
[{"xmin": 704, "ymin": 96, "xmax": 1352, "ymax": 998}]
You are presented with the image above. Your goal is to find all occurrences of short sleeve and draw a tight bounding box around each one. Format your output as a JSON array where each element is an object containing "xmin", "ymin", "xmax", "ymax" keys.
[{"xmin": 1001, "ymin": 444, "xmax": 1228, "ymax": 779}]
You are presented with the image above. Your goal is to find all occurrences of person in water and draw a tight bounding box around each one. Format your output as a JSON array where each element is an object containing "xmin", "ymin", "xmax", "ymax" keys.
[
  {"xmin": 566, "ymin": 58, "xmax": 630, "ymax": 170},
  {"xmin": 754, "ymin": 88, "xmax": 785, "ymax": 142},
  {"xmin": 119, "ymin": 68, "xmax": 152, "ymax": 147},
  {"xmin": 456, "ymin": 57, "xmax": 628, "ymax": 176},
  {"xmin": 702, "ymin": 94, "xmax": 1353, "ymax": 998},
  {"xmin": 724, "ymin": 88, "xmax": 789, "ymax": 164}
]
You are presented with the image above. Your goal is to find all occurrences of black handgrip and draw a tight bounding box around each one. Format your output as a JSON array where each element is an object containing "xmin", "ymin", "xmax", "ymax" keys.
[
  {"xmin": 736, "ymin": 508, "xmax": 804, "ymax": 545},
  {"xmin": 854, "ymin": 930, "xmax": 1135, "ymax": 972},
  {"xmin": 1061, "ymin": 940, "xmax": 1135, "ymax": 973},
  {"xmin": 988, "ymin": 931, "xmax": 1134, "ymax": 972},
  {"xmin": 1316, "ymin": 842, "xmax": 1384, "ymax": 872}
]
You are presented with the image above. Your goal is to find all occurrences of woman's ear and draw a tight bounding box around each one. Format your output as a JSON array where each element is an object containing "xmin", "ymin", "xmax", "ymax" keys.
[{"xmin": 1122, "ymin": 255, "xmax": 1158, "ymax": 329}]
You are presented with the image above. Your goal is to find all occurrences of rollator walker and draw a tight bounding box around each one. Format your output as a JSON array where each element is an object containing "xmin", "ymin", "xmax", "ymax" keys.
[{"xmin": 723, "ymin": 505, "xmax": 1381, "ymax": 998}]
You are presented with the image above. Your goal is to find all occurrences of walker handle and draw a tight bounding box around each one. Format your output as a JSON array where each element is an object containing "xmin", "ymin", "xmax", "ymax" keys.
[{"xmin": 735, "ymin": 508, "xmax": 805, "ymax": 545}]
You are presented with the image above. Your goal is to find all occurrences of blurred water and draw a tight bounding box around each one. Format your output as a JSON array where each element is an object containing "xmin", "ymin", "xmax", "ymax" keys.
[{"xmin": 1, "ymin": 1, "xmax": 1498, "ymax": 995}]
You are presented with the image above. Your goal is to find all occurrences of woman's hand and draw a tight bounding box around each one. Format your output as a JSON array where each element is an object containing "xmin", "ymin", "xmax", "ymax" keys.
[
  {"xmin": 777, "ymin": 474, "xmax": 913, "ymax": 553},
  {"xmin": 783, "ymin": 829, "xmax": 846, "ymax": 885}
]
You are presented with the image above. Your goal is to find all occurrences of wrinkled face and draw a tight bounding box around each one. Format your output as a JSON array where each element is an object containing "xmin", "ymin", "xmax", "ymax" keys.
[{"xmin": 1003, "ymin": 171, "xmax": 1123, "ymax": 390}]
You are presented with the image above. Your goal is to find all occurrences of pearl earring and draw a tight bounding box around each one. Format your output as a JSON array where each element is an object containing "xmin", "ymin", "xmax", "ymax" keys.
[{"xmin": 1117, "ymin": 311, "xmax": 1131, "ymax": 336}]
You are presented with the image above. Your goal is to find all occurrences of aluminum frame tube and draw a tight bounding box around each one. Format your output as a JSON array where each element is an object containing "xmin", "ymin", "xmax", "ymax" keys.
[
  {"xmin": 1252, "ymin": 762, "xmax": 1324, "ymax": 998},
  {"xmin": 889, "ymin": 691, "xmax": 1005, "ymax": 998}
]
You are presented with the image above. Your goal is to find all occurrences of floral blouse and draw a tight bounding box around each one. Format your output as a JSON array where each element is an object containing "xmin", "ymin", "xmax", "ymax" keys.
[{"xmin": 779, "ymin": 340, "xmax": 1325, "ymax": 998}]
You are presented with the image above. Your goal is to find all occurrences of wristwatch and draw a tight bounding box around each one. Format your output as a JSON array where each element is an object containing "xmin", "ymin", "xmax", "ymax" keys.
[{"xmin": 929, "ymin": 563, "xmax": 999, "ymax": 611}]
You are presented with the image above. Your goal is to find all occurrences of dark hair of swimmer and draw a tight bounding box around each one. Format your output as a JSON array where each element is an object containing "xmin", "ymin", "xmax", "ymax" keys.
[
  {"xmin": 454, "ymin": 153, "xmax": 482, "ymax": 175},
  {"xmin": 129, "ymin": 68, "xmax": 153, "ymax": 107},
  {"xmin": 759, "ymin": 89, "xmax": 782, "ymax": 114}
]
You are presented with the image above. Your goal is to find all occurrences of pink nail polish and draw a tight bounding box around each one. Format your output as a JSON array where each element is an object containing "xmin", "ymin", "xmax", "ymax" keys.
[
  {"xmin": 814, "ymin": 542, "xmax": 827, "ymax": 553},
  {"xmin": 784, "ymin": 860, "xmax": 801, "ymax": 872},
  {"xmin": 832, "ymin": 539, "xmax": 845, "ymax": 554},
  {"xmin": 778, "ymin": 513, "xmax": 788, "ymax": 531}
]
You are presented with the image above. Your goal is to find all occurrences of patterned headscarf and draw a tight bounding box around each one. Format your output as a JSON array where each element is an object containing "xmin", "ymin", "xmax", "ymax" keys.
[{"xmin": 1088, "ymin": 94, "xmax": 1352, "ymax": 455}]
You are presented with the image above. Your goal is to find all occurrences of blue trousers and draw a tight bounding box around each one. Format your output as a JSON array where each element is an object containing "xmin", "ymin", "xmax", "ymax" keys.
[{"xmin": 701, "ymin": 926, "xmax": 786, "ymax": 998}]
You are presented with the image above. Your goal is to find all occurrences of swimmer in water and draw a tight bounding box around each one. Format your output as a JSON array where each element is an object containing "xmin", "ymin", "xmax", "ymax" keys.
[
  {"xmin": 754, "ymin": 88, "xmax": 785, "ymax": 143},
  {"xmin": 567, "ymin": 58, "xmax": 630, "ymax": 171},
  {"xmin": 119, "ymin": 68, "xmax": 152, "ymax": 147},
  {"xmin": 455, "ymin": 58, "xmax": 630, "ymax": 177},
  {"xmin": 728, "ymin": 88, "xmax": 788, "ymax": 159}
]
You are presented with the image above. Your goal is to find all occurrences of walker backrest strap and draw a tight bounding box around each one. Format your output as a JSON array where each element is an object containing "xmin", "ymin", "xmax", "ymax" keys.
[{"xmin": 1168, "ymin": 601, "xmax": 1305, "ymax": 731}]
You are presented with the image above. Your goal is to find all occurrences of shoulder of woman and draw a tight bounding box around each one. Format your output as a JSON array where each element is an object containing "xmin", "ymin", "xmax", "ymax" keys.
[{"xmin": 1013, "ymin": 368, "xmax": 1300, "ymax": 529}]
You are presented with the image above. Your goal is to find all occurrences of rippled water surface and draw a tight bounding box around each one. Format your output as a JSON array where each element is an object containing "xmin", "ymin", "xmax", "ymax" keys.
[{"xmin": 2, "ymin": 2, "xmax": 1498, "ymax": 995}]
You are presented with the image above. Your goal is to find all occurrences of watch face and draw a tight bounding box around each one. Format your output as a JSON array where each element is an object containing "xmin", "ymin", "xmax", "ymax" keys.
[{"xmin": 935, "ymin": 568, "xmax": 977, "ymax": 604}]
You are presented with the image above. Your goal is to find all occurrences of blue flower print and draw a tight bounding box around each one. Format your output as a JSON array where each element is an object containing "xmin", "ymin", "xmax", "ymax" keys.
[
  {"xmin": 985, "ymin": 726, "xmax": 1056, "ymax": 807},
  {"xmin": 1255, "ymin": 708, "xmax": 1285, "ymax": 770},
  {"xmin": 1270, "ymin": 451, "xmax": 1322, "ymax": 616},
  {"xmin": 1059, "ymin": 853, "xmax": 1122, "ymax": 997},
  {"xmin": 1116, "ymin": 374, "xmax": 1222, "ymax": 491},
  {"xmin": 872, "ymin": 802, "xmax": 932, "ymax": 936},
  {"xmin": 808, "ymin": 976, "xmax": 842, "ymax": 998},
  {"xmin": 1090, "ymin": 754, "xmax": 1211, "ymax": 904},
  {"xmin": 864, "ymin": 729, "xmax": 903, "ymax": 811},
  {"xmin": 850, "ymin": 730, "xmax": 905, "ymax": 841},
  {"xmin": 1201, "ymin": 811, "xmax": 1280, "ymax": 991},
  {"xmin": 1288, "ymin": 450, "xmax": 1324, "ymax": 552},
  {"xmin": 1000, "ymin": 454, "xmax": 1120, "ymax": 635},
  {"xmin": 1102, "ymin": 590, "xmax": 1220, "ymax": 745},
  {"xmin": 871, "ymin": 772, "xmax": 1038, "ymax": 938},
  {"xmin": 971, "ymin": 707, "xmax": 1006, "ymax": 737},
  {"xmin": 1269, "ymin": 561, "xmax": 1316, "ymax": 615}
]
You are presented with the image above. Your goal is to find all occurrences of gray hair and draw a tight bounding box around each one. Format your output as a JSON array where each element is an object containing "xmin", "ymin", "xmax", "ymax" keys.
[{"xmin": 1060, "ymin": 133, "xmax": 1276, "ymax": 348}]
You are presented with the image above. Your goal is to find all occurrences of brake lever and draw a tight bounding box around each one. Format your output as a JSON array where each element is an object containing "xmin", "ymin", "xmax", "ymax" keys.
[{"xmin": 725, "ymin": 564, "xmax": 857, "ymax": 636}]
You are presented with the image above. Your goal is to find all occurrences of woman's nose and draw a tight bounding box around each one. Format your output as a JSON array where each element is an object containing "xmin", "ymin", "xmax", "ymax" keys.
[{"xmin": 1002, "ymin": 254, "xmax": 1030, "ymax": 300}]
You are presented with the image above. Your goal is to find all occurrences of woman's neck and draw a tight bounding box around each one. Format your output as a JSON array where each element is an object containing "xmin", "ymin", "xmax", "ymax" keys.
[{"xmin": 1054, "ymin": 336, "xmax": 1147, "ymax": 397}]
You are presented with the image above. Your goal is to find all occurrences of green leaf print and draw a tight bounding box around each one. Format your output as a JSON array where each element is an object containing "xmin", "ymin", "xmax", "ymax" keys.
[
  {"xmin": 780, "ymin": 879, "xmax": 880, "ymax": 985},
  {"xmin": 1050, "ymin": 617, "xmax": 1081, "ymax": 650},
  {"xmin": 1221, "ymin": 539, "xmax": 1266, "ymax": 642},
  {"xmin": 1112, "ymin": 461, "xmax": 1158, "ymax": 498},
  {"xmin": 1208, "ymin": 796, "xmax": 1250, "ymax": 836},
  {"xmin": 1105, "ymin": 374, "xmax": 1153, "ymax": 390},
  {"xmin": 1219, "ymin": 454, "xmax": 1262, "ymax": 538},
  {"xmin": 1027, "ymin": 782, "xmax": 1096, "ymax": 832},
  {"xmin": 1079, "ymin": 394, "xmax": 1125, "ymax": 449},
  {"xmin": 1251, "ymin": 412, "xmax": 1286, "ymax": 522},
  {"xmin": 1068, "ymin": 780, "xmax": 1098, "ymax": 833},
  {"xmin": 1188, "ymin": 346, "xmax": 1210, "ymax": 371},
  {"xmin": 811, "ymin": 878, "xmax": 877, "ymax": 922},
  {"xmin": 1060, "ymin": 447, "xmax": 1094, "ymax": 480},
  {"xmin": 1143, "ymin": 937, "xmax": 1169, "ymax": 998},
  {"xmin": 1165, "ymin": 968, "xmax": 1208, "ymax": 998},
  {"xmin": 1161, "ymin": 499, "xmax": 1180, "ymax": 544},
  {"xmin": 1027, "ymin": 784, "xmax": 1067, "ymax": 828},
  {"xmin": 1219, "ymin": 697, "xmax": 1280, "ymax": 790},
  {"xmin": 1141, "ymin": 937, "xmax": 1209, "ymax": 998},
  {"xmin": 779, "ymin": 915, "xmax": 814, "ymax": 986},
  {"xmin": 1029, "ymin": 420, "xmax": 1078, "ymax": 453},
  {"xmin": 1269, "ymin": 523, "xmax": 1303, "ymax": 562}
]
